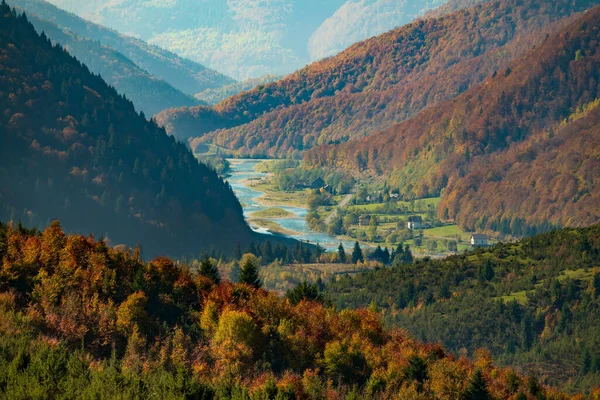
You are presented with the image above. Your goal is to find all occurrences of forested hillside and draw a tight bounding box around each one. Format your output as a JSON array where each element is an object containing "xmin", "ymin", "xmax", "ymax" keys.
[
  {"xmin": 158, "ymin": 0, "xmax": 596, "ymax": 154},
  {"xmin": 21, "ymin": 12, "xmax": 202, "ymax": 116},
  {"xmin": 306, "ymin": 6, "xmax": 600, "ymax": 234},
  {"xmin": 0, "ymin": 220, "xmax": 585, "ymax": 399},
  {"xmin": 441, "ymin": 100, "xmax": 600, "ymax": 235},
  {"xmin": 327, "ymin": 224, "xmax": 600, "ymax": 393},
  {"xmin": 11, "ymin": 0, "xmax": 234, "ymax": 98},
  {"xmin": 0, "ymin": 3, "xmax": 255, "ymax": 258}
]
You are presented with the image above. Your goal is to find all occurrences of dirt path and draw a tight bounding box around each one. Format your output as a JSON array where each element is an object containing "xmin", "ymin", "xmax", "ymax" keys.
[{"xmin": 324, "ymin": 186, "xmax": 357, "ymax": 225}]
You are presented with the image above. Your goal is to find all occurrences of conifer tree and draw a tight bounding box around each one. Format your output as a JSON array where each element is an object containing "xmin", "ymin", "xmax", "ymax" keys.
[
  {"xmin": 199, "ymin": 258, "xmax": 220, "ymax": 284},
  {"xmin": 262, "ymin": 241, "xmax": 273, "ymax": 264},
  {"xmin": 337, "ymin": 243, "xmax": 347, "ymax": 263},
  {"xmin": 240, "ymin": 253, "xmax": 261, "ymax": 288},
  {"xmin": 352, "ymin": 242, "xmax": 364, "ymax": 264},
  {"xmin": 464, "ymin": 370, "xmax": 491, "ymax": 400}
]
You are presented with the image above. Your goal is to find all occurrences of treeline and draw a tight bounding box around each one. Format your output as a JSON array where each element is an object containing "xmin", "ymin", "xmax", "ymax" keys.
[
  {"xmin": 326, "ymin": 224, "xmax": 600, "ymax": 393},
  {"xmin": 0, "ymin": 219, "xmax": 583, "ymax": 399},
  {"xmin": 0, "ymin": 3, "xmax": 255, "ymax": 258}
]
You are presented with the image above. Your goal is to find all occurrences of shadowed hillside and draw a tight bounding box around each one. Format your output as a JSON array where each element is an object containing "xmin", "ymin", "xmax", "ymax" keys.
[{"xmin": 0, "ymin": 3, "xmax": 257, "ymax": 258}]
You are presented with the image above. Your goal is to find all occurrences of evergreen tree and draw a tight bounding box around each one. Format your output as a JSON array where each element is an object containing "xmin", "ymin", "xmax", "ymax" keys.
[
  {"xmin": 464, "ymin": 370, "xmax": 491, "ymax": 400},
  {"xmin": 262, "ymin": 241, "xmax": 274, "ymax": 265},
  {"xmin": 315, "ymin": 243, "xmax": 324, "ymax": 261},
  {"xmin": 240, "ymin": 254, "xmax": 261, "ymax": 288},
  {"xmin": 199, "ymin": 258, "xmax": 220, "ymax": 284},
  {"xmin": 285, "ymin": 281, "xmax": 323, "ymax": 305},
  {"xmin": 352, "ymin": 242, "xmax": 364, "ymax": 264},
  {"xmin": 337, "ymin": 243, "xmax": 347, "ymax": 263},
  {"xmin": 402, "ymin": 245, "xmax": 414, "ymax": 264}
]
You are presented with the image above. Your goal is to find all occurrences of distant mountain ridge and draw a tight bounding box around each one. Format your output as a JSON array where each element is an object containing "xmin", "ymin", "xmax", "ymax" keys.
[
  {"xmin": 0, "ymin": 2, "xmax": 258, "ymax": 258},
  {"xmin": 156, "ymin": 0, "xmax": 596, "ymax": 157},
  {"xmin": 43, "ymin": 0, "xmax": 454, "ymax": 80},
  {"xmin": 12, "ymin": 0, "xmax": 234, "ymax": 98},
  {"xmin": 20, "ymin": 12, "xmax": 203, "ymax": 116}
]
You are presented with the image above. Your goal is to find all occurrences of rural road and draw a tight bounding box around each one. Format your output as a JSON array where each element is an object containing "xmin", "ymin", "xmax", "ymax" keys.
[{"xmin": 324, "ymin": 186, "xmax": 357, "ymax": 225}]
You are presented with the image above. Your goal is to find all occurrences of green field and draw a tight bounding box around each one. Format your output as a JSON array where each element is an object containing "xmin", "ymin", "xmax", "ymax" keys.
[{"xmin": 422, "ymin": 225, "xmax": 471, "ymax": 241}]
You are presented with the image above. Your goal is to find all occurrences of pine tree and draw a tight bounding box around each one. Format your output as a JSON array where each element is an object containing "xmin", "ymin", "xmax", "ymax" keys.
[
  {"xmin": 286, "ymin": 281, "xmax": 323, "ymax": 305},
  {"xmin": 240, "ymin": 254, "xmax": 261, "ymax": 288},
  {"xmin": 337, "ymin": 243, "xmax": 347, "ymax": 264},
  {"xmin": 199, "ymin": 258, "xmax": 220, "ymax": 284},
  {"xmin": 262, "ymin": 241, "xmax": 273, "ymax": 265},
  {"xmin": 315, "ymin": 243, "xmax": 324, "ymax": 261},
  {"xmin": 464, "ymin": 370, "xmax": 491, "ymax": 400},
  {"xmin": 402, "ymin": 245, "xmax": 414, "ymax": 264},
  {"xmin": 352, "ymin": 242, "xmax": 364, "ymax": 264}
]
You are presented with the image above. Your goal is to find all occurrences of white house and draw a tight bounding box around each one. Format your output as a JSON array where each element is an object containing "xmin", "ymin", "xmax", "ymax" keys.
[
  {"xmin": 407, "ymin": 216, "xmax": 425, "ymax": 230},
  {"xmin": 471, "ymin": 234, "xmax": 488, "ymax": 247}
]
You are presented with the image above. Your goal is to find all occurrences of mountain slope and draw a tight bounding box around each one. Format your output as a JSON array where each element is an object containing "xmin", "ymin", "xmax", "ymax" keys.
[
  {"xmin": 441, "ymin": 100, "xmax": 600, "ymax": 236},
  {"xmin": 21, "ymin": 12, "xmax": 202, "ymax": 116},
  {"xmin": 12, "ymin": 0, "xmax": 234, "ymax": 98},
  {"xmin": 326, "ymin": 224, "xmax": 600, "ymax": 393},
  {"xmin": 0, "ymin": 3, "xmax": 255, "ymax": 258},
  {"xmin": 158, "ymin": 0, "xmax": 597, "ymax": 154},
  {"xmin": 305, "ymin": 6, "xmax": 600, "ymax": 233}
]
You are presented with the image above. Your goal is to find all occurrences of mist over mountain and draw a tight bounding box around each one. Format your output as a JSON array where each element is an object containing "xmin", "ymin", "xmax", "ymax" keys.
[
  {"xmin": 12, "ymin": 0, "xmax": 234, "ymax": 98},
  {"xmin": 43, "ymin": 0, "xmax": 453, "ymax": 80}
]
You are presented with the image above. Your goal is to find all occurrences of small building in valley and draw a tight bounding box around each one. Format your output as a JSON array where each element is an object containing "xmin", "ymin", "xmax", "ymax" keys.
[
  {"xmin": 359, "ymin": 215, "xmax": 371, "ymax": 226},
  {"xmin": 310, "ymin": 177, "xmax": 326, "ymax": 189},
  {"xmin": 471, "ymin": 234, "xmax": 488, "ymax": 247},
  {"xmin": 407, "ymin": 216, "xmax": 425, "ymax": 230}
]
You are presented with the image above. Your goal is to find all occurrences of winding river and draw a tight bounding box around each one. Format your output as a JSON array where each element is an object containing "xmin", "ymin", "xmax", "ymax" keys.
[{"xmin": 227, "ymin": 159, "xmax": 354, "ymax": 250}]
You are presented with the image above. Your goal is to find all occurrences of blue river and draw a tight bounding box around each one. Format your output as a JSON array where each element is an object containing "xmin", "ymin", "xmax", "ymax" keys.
[{"xmin": 227, "ymin": 159, "xmax": 355, "ymax": 251}]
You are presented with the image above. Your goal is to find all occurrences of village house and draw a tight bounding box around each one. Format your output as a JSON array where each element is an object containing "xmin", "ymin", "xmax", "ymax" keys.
[
  {"xmin": 471, "ymin": 234, "xmax": 488, "ymax": 247},
  {"xmin": 407, "ymin": 216, "xmax": 425, "ymax": 230},
  {"xmin": 359, "ymin": 215, "xmax": 371, "ymax": 226},
  {"xmin": 310, "ymin": 177, "xmax": 326, "ymax": 189}
]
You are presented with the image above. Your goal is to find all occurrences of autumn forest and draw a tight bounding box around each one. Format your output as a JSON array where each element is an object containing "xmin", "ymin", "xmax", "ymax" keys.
[{"xmin": 1, "ymin": 0, "xmax": 600, "ymax": 398}]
